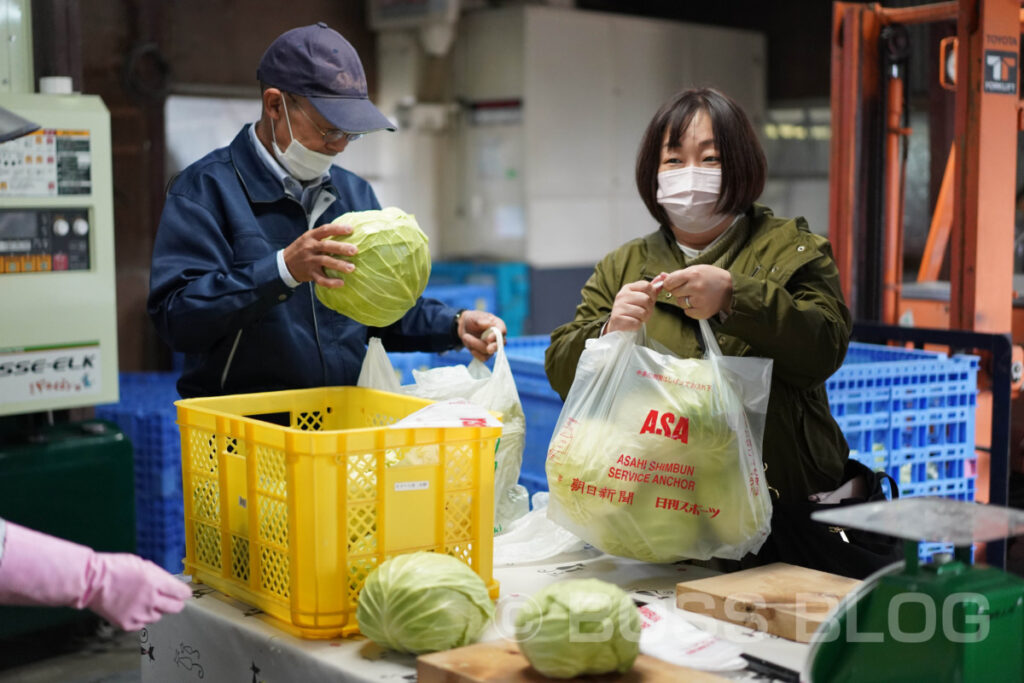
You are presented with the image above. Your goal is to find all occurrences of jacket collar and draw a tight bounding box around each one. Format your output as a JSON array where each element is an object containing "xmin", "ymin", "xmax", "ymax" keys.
[
  {"xmin": 640, "ymin": 211, "xmax": 753, "ymax": 279},
  {"xmin": 229, "ymin": 124, "xmax": 292, "ymax": 204},
  {"xmin": 641, "ymin": 227, "xmax": 686, "ymax": 283}
]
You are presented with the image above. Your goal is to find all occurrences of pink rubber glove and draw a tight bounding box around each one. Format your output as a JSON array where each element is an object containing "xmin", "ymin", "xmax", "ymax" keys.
[{"xmin": 0, "ymin": 522, "xmax": 192, "ymax": 631}]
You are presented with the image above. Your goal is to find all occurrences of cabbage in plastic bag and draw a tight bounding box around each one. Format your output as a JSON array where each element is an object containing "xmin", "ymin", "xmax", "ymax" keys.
[
  {"xmin": 356, "ymin": 551, "xmax": 494, "ymax": 653},
  {"xmin": 515, "ymin": 578, "xmax": 639, "ymax": 678},
  {"xmin": 315, "ymin": 207, "xmax": 431, "ymax": 327},
  {"xmin": 546, "ymin": 355, "xmax": 769, "ymax": 562}
]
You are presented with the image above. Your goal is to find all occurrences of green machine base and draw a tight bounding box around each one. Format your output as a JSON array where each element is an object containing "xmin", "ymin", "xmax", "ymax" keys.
[
  {"xmin": 0, "ymin": 419, "xmax": 135, "ymax": 640},
  {"xmin": 807, "ymin": 498, "xmax": 1024, "ymax": 683}
]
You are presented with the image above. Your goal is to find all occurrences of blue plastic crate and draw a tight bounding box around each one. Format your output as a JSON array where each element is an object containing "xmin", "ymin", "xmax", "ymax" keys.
[
  {"xmin": 430, "ymin": 261, "xmax": 530, "ymax": 336},
  {"xmin": 918, "ymin": 542, "xmax": 975, "ymax": 564},
  {"xmin": 435, "ymin": 335, "xmax": 550, "ymax": 370},
  {"xmin": 95, "ymin": 372, "xmax": 185, "ymax": 573},
  {"xmin": 826, "ymin": 342, "xmax": 979, "ymax": 538},
  {"xmin": 385, "ymin": 351, "xmax": 438, "ymax": 385},
  {"xmin": 514, "ymin": 377, "xmax": 562, "ymax": 492},
  {"xmin": 423, "ymin": 283, "xmax": 497, "ymax": 318},
  {"xmin": 518, "ymin": 470, "xmax": 548, "ymax": 500},
  {"xmin": 823, "ymin": 339, "xmax": 974, "ymax": 561},
  {"xmin": 504, "ymin": 336, "xmax": 550, "ymax": 366},
  {"xmin": 130, "ymin": 412, "xmax": 183, "ymax": 499},
  {"xmin": 900, "ymin": 476, "xmax": 976, "ymax": 501},
  {"xmin": 135, "ymin": 495, "xmax": 186, "ymax": 574}
]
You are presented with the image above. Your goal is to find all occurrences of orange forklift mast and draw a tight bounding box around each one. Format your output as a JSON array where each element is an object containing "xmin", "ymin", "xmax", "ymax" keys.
[{"xmin": 828, "ymin": 0, "xmax": 1023, "ymax": 552}]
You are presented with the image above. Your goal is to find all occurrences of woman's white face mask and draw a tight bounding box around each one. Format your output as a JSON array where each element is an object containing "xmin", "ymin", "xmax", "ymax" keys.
[
  {"xmin": 656, "ymin": 166, "xmax": 731, "ymax": 234},
  {"xmin": 271, "ymin": 97, "xmax": 337, "ymax": 181}
]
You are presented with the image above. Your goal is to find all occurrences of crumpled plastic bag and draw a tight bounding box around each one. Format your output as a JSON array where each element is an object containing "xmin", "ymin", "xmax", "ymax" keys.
[{"xmin": 493, "ymin": 493, "xmax": 586, "ymax": 566}]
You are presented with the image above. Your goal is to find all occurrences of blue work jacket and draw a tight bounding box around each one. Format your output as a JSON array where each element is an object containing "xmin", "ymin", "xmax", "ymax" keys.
[{"xmin": 148, "ymin": 125, "xmax": 458, "ymax": 398}]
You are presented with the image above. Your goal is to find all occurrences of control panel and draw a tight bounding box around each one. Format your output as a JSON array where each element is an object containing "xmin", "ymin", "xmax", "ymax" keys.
[{"xmin": 0, "ymin": 208, "xmax": 91, "ymax": 273}]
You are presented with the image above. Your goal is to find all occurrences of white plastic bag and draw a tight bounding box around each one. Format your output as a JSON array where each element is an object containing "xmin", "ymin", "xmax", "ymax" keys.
[
  {"xmin": 357, "ymin": 337, "xmax": 403, "ymax": 393},
  {"xmin": 358, "ymin": 331, "xmax": 529, "ymax": 532},
  {"xmin": 636, "ymin": 601, "xmax": 746, "ymax": 672},
  {"xmin": 493, "ymin": 494, "xmax": 586, "ymax": 566},
  {"xmin": 391, "ymin": 398, "xmax": 503, "ymax": 429},
  {"xmin": 545, "ymin": 320, "xmax": 773, "ymax": 562}
]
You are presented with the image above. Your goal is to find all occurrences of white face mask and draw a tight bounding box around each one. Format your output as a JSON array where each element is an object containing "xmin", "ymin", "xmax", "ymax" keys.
[
  {"xmin": 656, "ymin": 167, "xmax": 732, "ymax": 234},
  {"xmin": 271, "ymin": 97, "xmax": 337, "ymax": 181}
]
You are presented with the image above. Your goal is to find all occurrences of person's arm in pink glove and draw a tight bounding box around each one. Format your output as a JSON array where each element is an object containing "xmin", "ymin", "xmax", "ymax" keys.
[{"xmin": 0, "ymin": 520, "xmax": 192, "ymax": 631}]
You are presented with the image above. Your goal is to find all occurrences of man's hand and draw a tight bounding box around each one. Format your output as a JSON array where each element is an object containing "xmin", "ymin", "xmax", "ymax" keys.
[
  {"xmin": 605, "ymin": 279, "xmax": 660, "ymax": 334},
  {"xmin": 659, "ymin": 265, "xmax": 733, "ymax": 320},
  {"xmin": 457, "ymin": 310, "xmax": 507, "ymax": 362},
  {"xmin": 282, "ymin": 223, "xmax": 358, "ymax": 287}
]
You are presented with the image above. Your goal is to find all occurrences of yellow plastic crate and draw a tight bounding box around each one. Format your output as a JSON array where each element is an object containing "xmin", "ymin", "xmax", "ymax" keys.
[{"xmin": 175, "ymin": 386, "xmax": 500, "ymax": 639}]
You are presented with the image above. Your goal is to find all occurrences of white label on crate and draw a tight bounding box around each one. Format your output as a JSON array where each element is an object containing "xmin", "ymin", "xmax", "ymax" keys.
[
  {"xmin": 395, "ymin": 481, "xmax": 429, "ymax": 492},
  {"xmin": 0, "ymin": 342, "xmax": 102, "ymax": 404}
]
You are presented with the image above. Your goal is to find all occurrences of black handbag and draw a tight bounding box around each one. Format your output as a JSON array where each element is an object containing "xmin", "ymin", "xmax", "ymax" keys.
[{"xmin": 749, "ymin": 458, "xmax": 903, "ymax": 579}]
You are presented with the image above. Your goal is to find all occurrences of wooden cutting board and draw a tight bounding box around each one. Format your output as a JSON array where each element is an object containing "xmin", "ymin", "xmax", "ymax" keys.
[
  {"xmin": 675, "ymin": 562, "xmax": 860, "ymax": 643},
  {"xmin": 417, "ymin": 640, "xmax": 730, "ymax": 682}
]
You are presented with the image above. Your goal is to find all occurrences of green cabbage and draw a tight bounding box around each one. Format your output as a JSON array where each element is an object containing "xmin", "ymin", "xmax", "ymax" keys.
[
  {"xmin": 546, "ymin": 357, "xmax": 770, "ymax": 562},
  {"xmin": 514, "ymin": 578, "xmax": 639, "ymax": 678},
  {"xmin": 356, "ymin": 551, "xmax": 494, "ymax": 653},
  {"xmin": 314, "ymin": 207, "xmax": 431, "ymax": 327}
]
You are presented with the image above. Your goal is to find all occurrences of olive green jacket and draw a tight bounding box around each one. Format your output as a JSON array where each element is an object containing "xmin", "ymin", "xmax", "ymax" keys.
[{"xmin": 545, "ymin": 205, "xmax": 851, "ymax": 501}]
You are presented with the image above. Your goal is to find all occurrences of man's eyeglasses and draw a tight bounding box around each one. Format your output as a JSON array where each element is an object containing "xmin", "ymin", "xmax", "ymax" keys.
[{"xmin": 286, "ymin": 94, "xmax": 363, "ymax": 144}]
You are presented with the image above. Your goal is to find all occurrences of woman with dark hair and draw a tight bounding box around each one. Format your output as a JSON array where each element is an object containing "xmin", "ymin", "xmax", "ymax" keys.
[{"xmin": 544, "ymin": 88, "xmax": 853, "ymax": 564}]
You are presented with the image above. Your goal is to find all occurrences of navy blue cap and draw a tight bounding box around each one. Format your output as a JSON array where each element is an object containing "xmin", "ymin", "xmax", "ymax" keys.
[{"xmin": 257, "ymin": 22, "xmax": 395, "ymax": 134}]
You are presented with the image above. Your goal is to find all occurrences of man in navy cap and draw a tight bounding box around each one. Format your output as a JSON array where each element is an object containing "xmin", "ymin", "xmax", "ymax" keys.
[{"xmin": 148, "ymin": 23, "xmax": 505, "ymax": 398}]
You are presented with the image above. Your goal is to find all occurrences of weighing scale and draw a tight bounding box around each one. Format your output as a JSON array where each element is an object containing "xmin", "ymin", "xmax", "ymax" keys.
[{"xmin": 804, "ymin": 497, "xmax": 1024, "ymax": 683}]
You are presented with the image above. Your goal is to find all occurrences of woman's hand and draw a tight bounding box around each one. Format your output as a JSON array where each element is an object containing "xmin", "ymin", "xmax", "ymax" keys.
[
  {"xmin": 282, "ymin": 223, "xmax": 358, "ymax": 287},
  {"xmin": 605, "ymin": 279, "xmax": 661, "ymax": 334},
  {"xmin": 660, "ymin": 265, "xmax": 733, "ymax": 319}
]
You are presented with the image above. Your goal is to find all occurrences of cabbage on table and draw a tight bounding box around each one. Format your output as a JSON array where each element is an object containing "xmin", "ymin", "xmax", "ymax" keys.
[
  {"xmin": 356, "ymin": 551, "xmax": 494, "ymax": 654},
  {"xmin": 315, "ymin": 207, "xmax": 431, "ymax": 327},
  {"xmin": 515, "ymin": 578, "xmax": 640, "ymax": 678}
]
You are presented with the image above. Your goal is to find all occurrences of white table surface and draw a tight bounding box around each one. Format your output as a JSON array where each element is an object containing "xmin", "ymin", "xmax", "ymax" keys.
[{"xmin": 141, "ymin": 547, "xmax": 809, "ymax": 682}]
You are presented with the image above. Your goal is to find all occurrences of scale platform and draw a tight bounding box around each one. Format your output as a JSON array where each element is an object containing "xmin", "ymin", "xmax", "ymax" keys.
[{"xmin": 812, "ymin": 497, "xmax": 1024, "ymax": 546}]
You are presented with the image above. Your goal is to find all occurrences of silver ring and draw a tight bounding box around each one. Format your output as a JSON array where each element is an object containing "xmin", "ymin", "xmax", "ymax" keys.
[{"xmin": 684, "ymin": 295, "xmax": 692, "ymax": 309}]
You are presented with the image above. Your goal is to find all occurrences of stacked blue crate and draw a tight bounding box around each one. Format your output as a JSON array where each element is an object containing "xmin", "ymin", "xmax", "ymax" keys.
[
  {"xmin": 422, "ymin": 283, "xmax": 497, "ymax": 319},
  {"xmin": 95, "ymin": 373, "xmax": 185, "ymax": 573},
  {"xmin": 385, "ymin": 350, "xmax": 441, "ymax": 385},
  {"xmin": 826, "ymin": 342, "xmax": 979, "ymax": 562},
  {"xmin": 429, "ymin": 262, "xmax": 530, "ymax": 336},
  {"xmin": 502, "ymin": 338, "xmax": 560, "ymax": 497}
]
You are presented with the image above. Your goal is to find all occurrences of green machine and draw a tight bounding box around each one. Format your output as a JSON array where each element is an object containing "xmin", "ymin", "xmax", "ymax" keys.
[
  {"xmin": 805, "ymin": 498, "xmax": 1024, "ymax": 683},
  {"xmin": 0, "ymin": 420, "xmax": 134, "ymax": 638}
]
